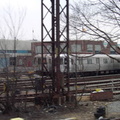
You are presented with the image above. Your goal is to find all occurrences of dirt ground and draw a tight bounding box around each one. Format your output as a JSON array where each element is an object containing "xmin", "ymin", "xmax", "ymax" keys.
[
  {"xmin": 0, "ymin": 95, "xmax": 120, "ymax": 120},
  {"xmin": 1, "ymin": 98, "xmax": 120, "ymax": 120}
]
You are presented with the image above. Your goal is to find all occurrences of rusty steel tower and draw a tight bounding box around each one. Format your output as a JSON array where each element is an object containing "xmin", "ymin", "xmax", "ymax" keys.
[{"xmin": 41, "ymin": 0, "xmax": 69, "ymax": 95}]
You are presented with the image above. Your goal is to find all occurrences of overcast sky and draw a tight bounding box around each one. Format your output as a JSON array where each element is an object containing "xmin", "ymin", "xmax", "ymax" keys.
[
  {"xmin": 0, "ymin": 0, "xmax": 41, "ymax": 40},
  {"xmin": 0, "ymin": 0, "xmax": 75, "ymax": 41}
]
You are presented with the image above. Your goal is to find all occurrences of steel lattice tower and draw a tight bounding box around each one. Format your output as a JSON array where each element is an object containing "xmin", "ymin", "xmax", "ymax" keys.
[{"xmin": 41, "ymin": 0, "xmax": 69, "ymax": 94}]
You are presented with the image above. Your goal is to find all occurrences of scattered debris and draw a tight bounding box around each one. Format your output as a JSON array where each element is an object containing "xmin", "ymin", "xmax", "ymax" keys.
[
  {"xmin": 92, "ymin": 88, "xmax": 104, "ymax": 93},
  {"xmin": 98, "ymin": 116, "xmax": 110, "ymax": 120},
  {"xmin": 10, "ymin": 118, "xmax": 24, "ymax": 120},
  {"xmin": 60, "ymin": 117, "xmax": 77, "ymax": 120},
  {"xmin": 44, "ymin": 105, "xmax": 57, "ymax": 113},
  {"xmin": 90, "ymin": 91, "xmax": 113, "ymax": 101},
  {"xmin": 94, "ymin": 106, "xmax": 106, "ymax": 119}
]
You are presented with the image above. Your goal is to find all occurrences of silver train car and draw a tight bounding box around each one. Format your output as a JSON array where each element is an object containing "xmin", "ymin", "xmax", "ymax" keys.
[{"xmin": 34, "ymin": 54, "xmax": 120, "ymax": 76}]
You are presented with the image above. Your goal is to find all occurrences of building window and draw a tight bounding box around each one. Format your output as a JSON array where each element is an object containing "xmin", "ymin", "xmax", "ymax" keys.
[
  {"xmin": 110, "ymin": 46, "xmax": 116, "ymax": 54},
  {"xmin": 0, "ymin": 58, "xmax": 8, "ymax": 68},
  {"xmin": 87, "ymin": 44, "xmax": 93, "ymax": 52},
  {"xmin": 46, "ymin": 45, "xmax": 52, "ymax": 53},
  {"xmin": 19, "ymin": 59, "xmax": 23, "ymax": 65},
  {"xmin": 87, "ymin": 59, "xmax": 92, "ymax": 64},
  {"xmin": 95, "ymin": 45, "xmax": 101, "ymax": 53},
  {"xmin": 60, "ymin": 43, "xmax": 67, "ymax": 53},
  {"xmin": 10, "ymin": 57, "xmax": 16, "ymax": 65},
  {"xmin": 35, "ymin": 46, "xmax": 41, "ymax": 54},
  {"xmin": 0, "ymin": 50, "xmax": 6, "ymax": 53},
  {"xmin": 71, "ymin": 44, "xmax": 81, "ymax": 53}
]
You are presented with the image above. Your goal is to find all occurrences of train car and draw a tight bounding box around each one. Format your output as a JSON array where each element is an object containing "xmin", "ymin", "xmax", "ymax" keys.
[
  {"xmin": 70, "ymin": 54, "xmax": 120, "ymax": 76},
  {"xmin": 34, "ymin": 54, "xmax": 72, "ymax": 75},
  {"xmin": 34, "ymin": 54, "xmax": 120, "ymax": 76}
]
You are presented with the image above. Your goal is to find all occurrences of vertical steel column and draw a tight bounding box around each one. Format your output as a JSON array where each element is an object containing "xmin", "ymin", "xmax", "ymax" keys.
[
  {"xmin": 41, "ymin": 0, "xmax": 44, "ymax": 93},
  {"xmin": 66, "ymin": 0, "xmax": 70, "ymax": 92},
  {"xmin": 55, "ymin": 0, "xmax": 61, "ymax": 93},
  {"xmin": 51, "ymin": 0, "xmax": 55, "ymax": 92}
]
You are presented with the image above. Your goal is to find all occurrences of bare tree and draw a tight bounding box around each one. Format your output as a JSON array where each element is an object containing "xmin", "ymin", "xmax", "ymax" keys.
[
  {"xmin": 0, "ymin": 5, "xmax": 26, "ymax": 113},
  {"xmin": 70, "ymin": 0, "xmax": 120, "ymax": 54},
  {"xmin": 0, "ymin": 5, "xmax": 26, "ymax": 69}
]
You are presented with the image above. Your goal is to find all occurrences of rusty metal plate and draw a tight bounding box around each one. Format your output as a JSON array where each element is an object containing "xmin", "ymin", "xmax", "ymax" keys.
[{"xmin": 90, "ymin": 91, "xmax": 113, "ymax": 101}]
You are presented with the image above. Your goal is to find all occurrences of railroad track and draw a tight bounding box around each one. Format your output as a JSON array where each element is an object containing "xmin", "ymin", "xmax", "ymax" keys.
[{"xmin": 0, "ymin": 74, "xmax": 120, "ymax": 102}]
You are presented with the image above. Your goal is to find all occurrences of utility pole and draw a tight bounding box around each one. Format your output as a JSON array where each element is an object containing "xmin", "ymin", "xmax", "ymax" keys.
[{"xmin": 14, "ymin": 37, "xmax": 16, "ymax": 75}]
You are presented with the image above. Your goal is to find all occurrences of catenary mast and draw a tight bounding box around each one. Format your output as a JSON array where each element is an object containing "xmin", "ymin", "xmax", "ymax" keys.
[{"xmin": 41, "ymin": 0, "xmax": 69, "ymax": 95}]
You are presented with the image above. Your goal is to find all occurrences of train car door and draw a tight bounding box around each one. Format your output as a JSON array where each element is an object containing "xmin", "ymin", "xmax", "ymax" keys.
[
  {"xmin": 77, "ymin": 57, "xmax": 84, "ymax": 72},
  {"xmin": 38, "ymin": 57, "xmax": 42, "ymax": 71},
  {"xmin": 60, "ymin": 57, "xmax": 66, "ymax": 72},
  {"xmin": 48, "ymin": 57, "xmax": 52, "ymax": 71},
  {"xmin": 96, "ymin": 57, "xmax": 100, "ymax": 71}
]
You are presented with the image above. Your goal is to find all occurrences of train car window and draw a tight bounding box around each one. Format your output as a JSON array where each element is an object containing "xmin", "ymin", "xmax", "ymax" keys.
[
  {"xmin": 43, "ymin": 58, "xmax": 47, "ymax": 64},
  {"xmin": 49, "ymin": 59, "xmax": 52, "ymax": 64},
  {"xmin": 87, "ymin": 59, "xmax": 92, "ymax": 64},
  {"xmin": 38, "ymin": 58, "xmax": 41, "ymax": 64},
  {"xmin": 111, "ymin": 59, "xmax": 114, "ymax": 63},
  {"xmin": 34, "ymin": 58, "xmax": 36, "ymax": 64},
  {"xmin": 64, "ymin": 58, "xmax": 67, "ymax": 64},
  {"xmin": 103, "ymin": 58, "xmax": 108, "ymax": 64},
  {"xmin": 60, "ymin": 58, "xmax": 63, "ymax": 64},
  {"xmin": 71, "ymin": 59, "xmax": 73, "ymax": 65},
  {"xmin": 78, "ymin": 58, "xmax": 82, "ymax": 65},
  {"xmin": 96, "ymin": 58, "xmax": 100, "ymax": 64},
  {"xmin": 116, "ymin": 59, "xmax": 120, "ymax": 63},
  {"xmin": 76, "ymin": 59, "xmax": 79, "ymax": 65}
]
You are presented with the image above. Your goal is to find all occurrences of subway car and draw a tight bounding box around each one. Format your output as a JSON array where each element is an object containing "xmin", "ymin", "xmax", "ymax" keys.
[{"xmin": 34, "ymin": 54, "xmax": 120, "ymax": 76}]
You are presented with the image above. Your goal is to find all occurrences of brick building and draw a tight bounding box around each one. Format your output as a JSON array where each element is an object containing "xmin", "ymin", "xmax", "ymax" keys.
[{"xmin": 31, "ymin": 40, "xmax": 120, "ymax": 56}]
